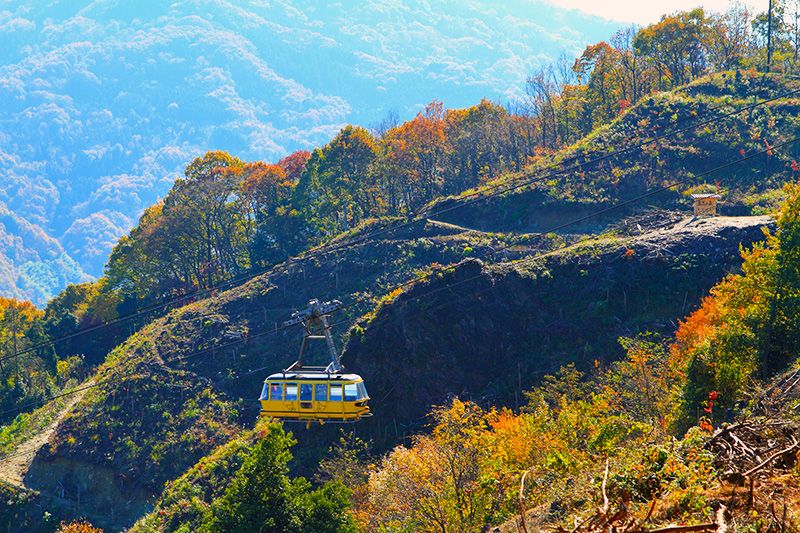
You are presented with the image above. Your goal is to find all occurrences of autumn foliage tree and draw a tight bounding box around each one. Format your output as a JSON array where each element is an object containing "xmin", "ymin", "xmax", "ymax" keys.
[
  {"xmin": 366, "ymin": 399, "xmax": 496, "ymax": 532},
  {"xmin": 0, "ymin": 297, "xmax": 67, "ymax": 423},
  {"xmin": 672, "ymin": 183, "xmax": 800, "ymax": 429},
  {"xmin": 363, "ymin": 344, "xmax": 686, "ymax": 531},
  {"xmin": 56, "ymin": 521, "xmax": 103, "ymax": 533},
  {"xmin": 67, "ymin": 3, "xmax": 800, "ymax": 383}
]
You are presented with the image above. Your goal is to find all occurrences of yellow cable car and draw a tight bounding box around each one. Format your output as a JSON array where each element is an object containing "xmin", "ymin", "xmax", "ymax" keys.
[
  {"xmin": 259, "ymin": 299, "xmax": 371, "ymax": 423},
  {"xmin": 259, "ymin": 372, "xmax": 370, "ymax": 421}
]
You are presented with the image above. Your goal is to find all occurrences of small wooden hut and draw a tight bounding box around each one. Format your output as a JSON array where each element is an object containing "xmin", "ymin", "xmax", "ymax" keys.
[{"xmin": 691, "ymin": 193, "xmax": 721, "ymax": 217}]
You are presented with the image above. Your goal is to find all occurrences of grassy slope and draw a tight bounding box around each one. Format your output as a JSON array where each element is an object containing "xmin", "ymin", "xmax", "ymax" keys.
[
  {"xmin": 126, "ymin": 217, "xmax": 772, "ymax": 532},
  {"xmin": 5, "ymin": 71, "xmax": 797, "ymax": 530},
  {"xmin": 130, "ymin": 427, "xmax": 258, "ymax": 533},
  {"xmin": 426, "ymin": 72, "xmax": 800, "ymax": 232},
  {"xmin": 21, "ymin": 221, "xmax": 510, "ymax": 529}
]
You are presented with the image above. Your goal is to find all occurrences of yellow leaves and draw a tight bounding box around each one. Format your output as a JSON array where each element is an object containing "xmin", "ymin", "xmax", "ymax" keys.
[
  {"xmin": 56, "ymin": 521, "xmax": 103, "ymax": 533},
  {"xmin": 366, "ymin": 400, "xmax": 498, "ymax": 531},
  {"xmin": 430, "ymin": 398, "xmax": 486, "ymax": 442},
  {"xmin": 366, "ymin": 441, "xmax": 448, "ymax": 530},
  {"xmin": 0, "ymin": 297, "xmax": 43, "ymax": 324}
]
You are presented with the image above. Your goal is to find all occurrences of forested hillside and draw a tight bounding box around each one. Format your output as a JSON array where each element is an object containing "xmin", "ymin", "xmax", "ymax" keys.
[
  {"xmin": 5, "ymin": 3, "xmax": 800, "ymax": 531},
  {"xmin": 0, "ymin": 0, "xmax": 620, "ymax": 304}
]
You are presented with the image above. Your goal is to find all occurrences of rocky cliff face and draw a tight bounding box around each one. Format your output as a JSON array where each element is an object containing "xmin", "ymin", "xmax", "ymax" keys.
[{"xmin": 344, "ymin": 216, "xmax": 774, "ymax": 444}]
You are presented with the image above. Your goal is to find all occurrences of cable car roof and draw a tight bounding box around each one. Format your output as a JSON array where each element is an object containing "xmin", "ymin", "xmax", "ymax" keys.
[{"xmin": 264, "ymin": 372, "xmax": 364, "ymax": 381}]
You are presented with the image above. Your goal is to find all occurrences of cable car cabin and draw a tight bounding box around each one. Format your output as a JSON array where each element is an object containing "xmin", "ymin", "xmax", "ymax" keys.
[{"xmin": 260, "ymin": 372, "xmax": 370, "ymax": 422}]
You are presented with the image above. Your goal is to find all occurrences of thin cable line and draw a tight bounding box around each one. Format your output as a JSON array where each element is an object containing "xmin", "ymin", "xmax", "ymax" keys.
[{"xmin": 7, "ymin": 82, "xmax": 797, "ymax": 365}]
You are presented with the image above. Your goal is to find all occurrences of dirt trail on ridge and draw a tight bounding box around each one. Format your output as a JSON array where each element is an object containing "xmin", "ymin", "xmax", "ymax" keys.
[{"xmin": 0, "ymin": 384, "xmax": 91, "ymax": 487}]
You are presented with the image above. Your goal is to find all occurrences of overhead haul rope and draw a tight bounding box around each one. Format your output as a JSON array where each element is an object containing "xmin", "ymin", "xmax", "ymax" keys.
[
  {"xmin": 7, "ymin": 81, "xmax": 799, "ymax": 366},
  {"xmin": 1, "ymin": 92, "xmax": 799, "ymax": 464}
]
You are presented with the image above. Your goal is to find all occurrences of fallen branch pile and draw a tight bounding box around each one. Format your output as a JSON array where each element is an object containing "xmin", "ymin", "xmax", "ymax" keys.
[
  {"xmin": 552, "ymin": 461, "xmax": 727, "ymax": 533},
  {"xmin": 706, "ymin": 419, "xmax": 799, "ymax": 483},
  {"xmin": 546, "ymin": 370, "xmax": 800, "ymax": 533},
  {"xmin": 552, "ymin": 501, "xmax": 723, "ymax": 532}
]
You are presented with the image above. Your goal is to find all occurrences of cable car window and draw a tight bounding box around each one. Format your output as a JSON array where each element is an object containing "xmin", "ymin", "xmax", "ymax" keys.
[
  {"xmin": 315, "ymin": 384, "xmax": 328, "ymax": 401},
  {"xmin": 300, "ymin": 384, "xmax": 312, "ymax": 401},
  {"xmin": 260, "ymin": 383, "xmax": 269, "ymax": 400},
  {"xmin": 269, "ymin": 383, "xmax": 283, "ymax": 401},
  {"xmin": 286, "ymin": 383, "xmax": 298, "ymax": 401},
  {"xmin": 357, "ymin": 382, "xmax": 368, "ymax": 399},
  {"xmin": 329, "ymin": 384, "xmax": 343, "ymax": 401},
  {"xmin": 344, "ymin": 383, "xmax": 358, "ymax": 401}
]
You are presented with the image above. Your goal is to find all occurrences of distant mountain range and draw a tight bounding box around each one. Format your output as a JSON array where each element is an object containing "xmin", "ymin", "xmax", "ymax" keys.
[{"xmin": 0, "ymin": 0, "xmax": 620, "ymax": 305}]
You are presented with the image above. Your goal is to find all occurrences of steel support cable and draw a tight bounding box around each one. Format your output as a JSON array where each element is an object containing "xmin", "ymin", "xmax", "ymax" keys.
[
  {"xmin": 8, "ymin": 83, "xmax": 799, "ymax": 365},
  {"xmin": 225, "ymin": 135, "xmax": 800, "ymax": 384}
]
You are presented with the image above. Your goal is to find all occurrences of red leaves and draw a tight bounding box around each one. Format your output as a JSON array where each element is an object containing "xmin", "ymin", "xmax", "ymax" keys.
[
  {"xmin": 277, "ymin": 150, "xmax": 311, "ymax": 182},
  {"xmin": 703, "ymin": 391, "xmax": 718, "ymax": 413}
]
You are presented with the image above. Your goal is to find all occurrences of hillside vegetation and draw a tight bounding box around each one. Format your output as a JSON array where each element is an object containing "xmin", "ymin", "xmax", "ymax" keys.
[
  {"xmin": 6, "ymin": 4, "xmax": 800, "ymax": 530},
  {"xmin": 349, "ymin": 184, "xmax": 800, "ymax": 532}
]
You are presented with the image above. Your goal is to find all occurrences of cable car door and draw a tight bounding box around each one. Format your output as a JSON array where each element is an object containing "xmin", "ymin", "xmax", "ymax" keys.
[{"xmin": 299, "ymin": 383, "xmax": 313, "ymax": 412}]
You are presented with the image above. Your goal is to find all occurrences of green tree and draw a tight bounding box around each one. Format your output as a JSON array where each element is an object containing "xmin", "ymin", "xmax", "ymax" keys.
[
  {"xmin": 239, "ymin": 162, "xmax": 297, "ymax": 268},
  {"xmin": 105, "ymin": 151, "xmax": 247, "ymax": 304},
  {"xmin": 200, "ymin": 423, "xmax": 355, "ymax": 533},
  {"xmin": 445, "ymin": 100, "xmax": 512, "ymax": 191},
  {"xmin": 297, "ymin": 126, "xmax": 379, "ymax": 236},
  {"xmin": 673, "ymin": 183, "xmax": 800, "ymax": 428},
  {"xmin": 200, "ymin": 424, "xmax": 300, "ymax": 532},
  {"xmin": 572, "ymin": 41, "xmax": 624, "ymax": 125},
  {"xmin": 167, "ymin": 151, "xmax": 246, "ymax": 287},
  {"xmin": 634, "ymin": 9, "xmax": 711, "ymax": 87}
]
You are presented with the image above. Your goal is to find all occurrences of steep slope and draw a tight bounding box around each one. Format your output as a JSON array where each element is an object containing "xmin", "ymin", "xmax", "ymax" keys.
[
  {"xmin": 0, "ymin": 0, "xmax": 619, "ymax": 302},
  {"xmin": 13, "ymin": 213, "xmax": 770, "ymax": 529},
  {"xmin": 5, "ymin": 71, "xmax": 799, "ymax": 529},
  {"xmin": 343, "ymin": 216, "xmax": 774, "ymax": 441},
  {"xmin": 0, "ymin": 384, "xmax": 90, "ymax": 487},
  {"xmin": 98, "ymin": 213, "xmax": 774, "ymax": 532},
  {"xmin": 21, "ymin": 219, "xmax": 506, "ymax": 529}
]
